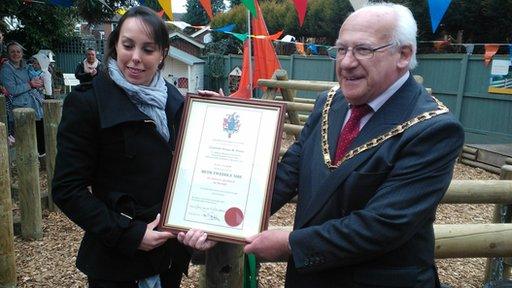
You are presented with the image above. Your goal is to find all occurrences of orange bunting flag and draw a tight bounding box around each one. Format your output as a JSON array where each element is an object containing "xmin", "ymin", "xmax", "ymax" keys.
[
  {"xmin": 158, "ymin": 0, "xmax": 173, "ymax": 20},
  {"xmin": 157, "ymin": 10, "xmax": 165, "ymax": 18},
  {"xmin": 230, "ymin": 40, "xmax": 251, "ymax": 99},
  {"xmin": 199, "ymin": 0, "xmax": 214, "ymax": 20},
  {"xmin": 251, "ymin": 0, "xmax": 281, "ymax": 90},
  {"xmin": 295, "ymin": 43, "xmax": 305, "ymax": 55},
  {"xmin": 484, "ymin": 44, "xmax": 500, "ymax": 66},
  {"xmin": 231, "ymin": 0, "xmax": 281, "ymax": 99}
]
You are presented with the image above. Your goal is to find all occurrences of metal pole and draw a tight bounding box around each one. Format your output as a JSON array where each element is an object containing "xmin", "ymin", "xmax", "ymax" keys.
[{"xmin": 247, "ymin": 9, "xmax": 253, "ymax": 98}]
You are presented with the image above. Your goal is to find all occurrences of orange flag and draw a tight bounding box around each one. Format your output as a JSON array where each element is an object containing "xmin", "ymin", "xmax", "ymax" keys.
[
  {"xmin": 251, "ymin": 0, "xmax": 281, "ymax": 89},
  {"xmin": 158, "ymin": 0, "xmax": 173, "ymax": 20},
  {"xmin": 199, "ymin": 0, "xmax": 214, "ymax": 20},
  {"xmin": 295, "ymin": 43, "xmax": 305, "ymax": 55},
  {"xmin": 231, "ymin": 0, "xmax": 281, "ymax": 99},
  {"xmin": 230, "ymin": 40, "xmax": 251, "ymax": 99},
  {"xmin": 484, "ymin": 44, "xmax": 500, "ymax": 66}
]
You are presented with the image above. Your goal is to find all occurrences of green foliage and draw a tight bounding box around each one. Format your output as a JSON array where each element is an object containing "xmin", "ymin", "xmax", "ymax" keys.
[
  {"xmin": 182, "ymin": 0, "xmax": 226, "ymax": 25},
  {"xmin": 0, "ymin": 1, "xmax": 78, "ymax": 55}
]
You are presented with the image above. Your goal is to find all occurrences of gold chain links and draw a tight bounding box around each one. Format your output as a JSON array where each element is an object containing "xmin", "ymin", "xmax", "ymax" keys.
[{"xmin": 321, "ymin": 85, "xmax": 449, "ymax": 169}]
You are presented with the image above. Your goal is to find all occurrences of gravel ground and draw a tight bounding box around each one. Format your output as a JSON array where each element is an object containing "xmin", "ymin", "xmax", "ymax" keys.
[{"xmin": 11, "ymin": 162, "xmax": 500, "ymax": 287}]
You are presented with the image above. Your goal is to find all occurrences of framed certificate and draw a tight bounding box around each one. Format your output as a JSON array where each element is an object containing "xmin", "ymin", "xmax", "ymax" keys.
[{"xmin": 159, "ymin": 95, "xmax": 286, "ymax": 244}]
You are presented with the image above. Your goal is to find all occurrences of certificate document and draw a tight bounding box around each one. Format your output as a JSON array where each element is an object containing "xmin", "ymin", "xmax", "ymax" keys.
[{"xmin": 160, "ymin": 95, "xmax": 285, "ymax": 243}]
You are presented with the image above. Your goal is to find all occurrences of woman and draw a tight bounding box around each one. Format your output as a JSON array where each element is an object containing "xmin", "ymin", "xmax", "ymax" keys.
[
  {"xmin": 0, "ymin": 41, "xmax": 45, "ymax": 154},
  {"xmin": 52, "ymin": 6, "xmax": 214, "ymax": 288}
]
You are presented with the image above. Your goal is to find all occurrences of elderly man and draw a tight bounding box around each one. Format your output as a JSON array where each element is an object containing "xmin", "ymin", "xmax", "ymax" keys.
[
  {"xmin": 75, "ymin": 48, "xmax": 104, "ymax": 84},
  {"xmin": 244, "ymin": 3, "xmax": 464, "ymax": 287}
]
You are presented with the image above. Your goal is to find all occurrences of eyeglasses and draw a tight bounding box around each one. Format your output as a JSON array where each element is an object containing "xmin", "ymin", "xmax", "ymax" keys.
[{"xmin": 327, "ymin": 43, "xmax": 395, "ymax": 60}]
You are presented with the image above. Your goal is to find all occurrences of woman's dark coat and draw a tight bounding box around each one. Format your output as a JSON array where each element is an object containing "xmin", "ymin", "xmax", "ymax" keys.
[{"xmin": 52, "ymin": 73, "xmax": 190, "ymax": 281}]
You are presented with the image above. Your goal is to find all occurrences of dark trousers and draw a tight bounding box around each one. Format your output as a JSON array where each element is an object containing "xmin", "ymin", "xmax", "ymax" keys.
[
  {"xmin": 87, "ymin": 268, "xmax": 183, "ymax": 288},
  {"xmin": 35, "ymin": 119, "xmax": 45, "ymax": 154}
]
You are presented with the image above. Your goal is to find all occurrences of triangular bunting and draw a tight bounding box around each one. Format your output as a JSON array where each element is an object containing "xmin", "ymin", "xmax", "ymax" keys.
[
  {"xmin": 158, "ymin": 0, "xmax": 173, "ymax": 20},
  {"xmin": 241, "ymin": 0, "xmax": 257, "ymax": 17},
  {"xmin": 157, "ymin": 10, "xmax": 165, "ymax": 18},
  {"xmin": 293, "ymin": 0, "xmax": 307, "ymax": 27},
  {"xmin": 349, "ymin": 0, "xmax": 367, "ymax": 10},
  {"xmin": 199, "ymin": 0, "xmax": 214, "ymax": 20},
  {"xmin": 428, "ymin": 0, "xmax": 452, "ymax": 33},
  {"xmin": 49, "ymin": 0, "xmax": 73, "ymax": 7},
  {"xmin": 484, "ymin": 44, "xmax": 500, "ymax": 66}
]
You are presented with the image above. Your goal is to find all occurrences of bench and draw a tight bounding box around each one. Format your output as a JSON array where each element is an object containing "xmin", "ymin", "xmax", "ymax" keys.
[{"xmin": 63, "ymin": 73, "xmax": 80, "ymax": 93}]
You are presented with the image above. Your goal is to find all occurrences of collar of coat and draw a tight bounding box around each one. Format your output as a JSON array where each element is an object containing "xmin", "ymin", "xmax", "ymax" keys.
[{"xmin": 90, "ymin": 73, "xmax": 184, "ymax": 130}]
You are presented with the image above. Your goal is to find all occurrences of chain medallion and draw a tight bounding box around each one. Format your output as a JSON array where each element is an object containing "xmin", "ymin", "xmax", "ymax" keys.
[{"xmin": 321, "ymin": 85, "xmax": 449, "ymax": 169}]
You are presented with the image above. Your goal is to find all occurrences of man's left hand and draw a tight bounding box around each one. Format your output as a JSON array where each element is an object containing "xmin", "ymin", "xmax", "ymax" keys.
[{"xmin": 244, "ymin": 230, "xmax": 291, "ymax": 262}]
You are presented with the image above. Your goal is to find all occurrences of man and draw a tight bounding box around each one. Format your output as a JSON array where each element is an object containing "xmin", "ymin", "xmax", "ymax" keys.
[
  {"xmin": 244, "ymin": 3, "xmax": 464, "ymax": 287},
  {"xmin": 75, "ymin": 48, "xmax": 104, "ymax": 84}
]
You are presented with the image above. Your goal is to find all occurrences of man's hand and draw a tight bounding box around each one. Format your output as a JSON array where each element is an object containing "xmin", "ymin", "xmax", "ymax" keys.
[
  {"xmin": 91, "ymin": 68, "xmax": 97, "ymax": 76},
  {"xmin": 177, "ymin": 229, "xmax": 217, "ymax": 251},
  {"xmin": 138, "ymin": 214, "xmax": 175, "ymax": 251},
  {"xmin": 197, "ymin": 88, "xmax": 225, "ymax": 97},
  {"xmin": 244, "ymin": 230, "xmax": 291, "ymax": 262}
]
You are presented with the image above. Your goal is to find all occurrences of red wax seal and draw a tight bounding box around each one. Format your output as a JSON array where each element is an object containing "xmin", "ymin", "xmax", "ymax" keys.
[{"xmin": 224, "ymin": 207, "xmax": 244, "ymax": 227}]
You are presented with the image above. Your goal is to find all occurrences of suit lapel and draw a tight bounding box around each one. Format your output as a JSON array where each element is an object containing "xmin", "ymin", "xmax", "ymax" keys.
[
  {"xmin": 296, "ymin": 76, "xmax": 421, "ymax": 228},
  {"xmin": 327, "ymin": 90, "xmax": 349, "ymax": 158}
]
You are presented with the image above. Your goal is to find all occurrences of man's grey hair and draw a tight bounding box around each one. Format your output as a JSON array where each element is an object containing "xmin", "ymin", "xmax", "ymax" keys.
[{"xmin": 352, "ymin": 2, "xmax": 418, "ymax": 70}]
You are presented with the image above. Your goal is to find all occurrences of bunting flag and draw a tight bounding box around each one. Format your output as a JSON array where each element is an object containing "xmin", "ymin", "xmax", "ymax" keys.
[
  {"xmin": 116, "ymin": 7, "xmax": 127, "ymax": 15},
  {"xmin": 428, "ymin": 0, "xmax": 452, "ymax": 33},
  {"xmin": 253, "ymin": 31, "xmax": 283, "ymax": 40},
  {"xmin": 307, "ymin": 43, "xmax": 318, "ymax": 55},
  {"xmin": 158, "ymin": 0, "xmax": 173, "ymax": 20},
  {"xmin": 157, "ymin": 10, "xmax": 165, "ymax": 18},
  {"xmin": 199, "ymin": 0, "xmax": 214, "ymax": 20},
  {"xmin": 241, "ymin": 0, "xmax": 257, "ymax": 17},
  {"xmin": 214, "ymin": 24, "xmax": 236, "ymax": 33},
  {"xmin": 293, "ymin": 0, "xmax": 307, "ymax": 27},
  {"xmin": 49, "ymin": 0, "xmax": 73, "ymax": 7},
  {"xmin": 231, "ymin": 0, "xmax": 281, "ymax": 98},
  {"xmin": 349, "ymin": 0, "xmax": 368, "ymax": 10},
  {"xmin": 295, "ymin": 43, "xmax": 305, "ymax": 55},
  {"xmin": 251, "ymin": 0, "xmax": 281, "ymax": 90},
  {"xmin": 484, "ymin": 44, "xmax": 500, "ymax": 66},
  {"xmin": 463, "ymin": 44, "xmax": 474, "ymax": 55},
  {"xmin": 227, "ymin": 32, "xmax": 249, "ymax": 42},
  {"xmin": 230, "ymin": 40, "xmax": 251, "ymax": 99}
]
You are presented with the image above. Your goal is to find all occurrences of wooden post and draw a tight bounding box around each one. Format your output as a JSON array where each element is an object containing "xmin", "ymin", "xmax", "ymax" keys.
[
  {"xmin": 0, "ymin": 95, "xmax": 7, "ymax": 126},
  {"xmin": 43, "ymin": 100, "xmax": 62, "ymax": 212},
  {"xmin": 0, "ymin": 123, "xmax": 16, "ymax": 287},
  {"xmin": 484, "ymin": 165, "xmax": 512, "ymax": 282},
  {"xmin": 13, "ymin": 108, "xmax": 43, "ymax": 240},
  {"xmin": 204, "ymin": 243, "xmax": 244, "ymax": 287},
  {"xmin": 274, "ymin": 70, "xmax": 301, "ymax": 125}
]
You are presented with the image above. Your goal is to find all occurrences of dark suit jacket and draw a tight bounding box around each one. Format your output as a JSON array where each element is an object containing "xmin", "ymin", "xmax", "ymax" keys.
[
  {"xmin": 52, "ymin": 73, "xmax": 190, "ymax": 281},
  {"xmin": 271, "ymin": 75, "xmax": 464, "ymax": 287}
]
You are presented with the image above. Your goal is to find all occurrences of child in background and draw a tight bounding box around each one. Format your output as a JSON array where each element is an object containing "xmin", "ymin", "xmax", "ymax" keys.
[{"xmin": 28, "ymin": 53, "xmax": 52, "ymax": 99}]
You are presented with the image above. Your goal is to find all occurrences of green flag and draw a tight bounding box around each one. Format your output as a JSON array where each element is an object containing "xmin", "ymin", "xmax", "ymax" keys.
[
  {"xmin": 227, "ymin": 32, "xmax": 249, "ymax": 42},
  {"xmin": 241, "ymin": 0, "xmax": 257, "ymax": 17}
]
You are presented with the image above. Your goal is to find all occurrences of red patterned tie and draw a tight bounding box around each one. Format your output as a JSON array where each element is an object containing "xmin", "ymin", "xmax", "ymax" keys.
[{"xmin": 334, "ymin": 104, "xmax": 372, "ymax": 164}]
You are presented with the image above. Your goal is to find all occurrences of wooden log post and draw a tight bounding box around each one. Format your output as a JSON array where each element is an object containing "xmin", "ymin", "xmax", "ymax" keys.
[
  {"xmin": 485, "ymin": 165, "xmax": 512, "ymax": 282},
  {"xmin": 204, "ymin": 243, "xmax": 244, "ymax": 287},
  {"xmin": 13, "ymin": 108, "xmax": 43, "ymax": 240},
  {"xmin": 42, "ymin": 100, "xmax": 63, "ymax": 212},
  {"xmin": 0, "ymin": 123, "xmax": 16, "ymax": 288},
  {"xmin": 274, "ymin": 70, "xmax": 301, "ymax": 125},
  {"xmin": 0, "ymin": 95, "xmax": 7, "ymax": 126}
]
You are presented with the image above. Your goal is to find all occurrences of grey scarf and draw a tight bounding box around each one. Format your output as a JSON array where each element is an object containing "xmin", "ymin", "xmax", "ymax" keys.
[{"xmin": 108, "ymin": 58, "xmax": 169, "ymax": 141}]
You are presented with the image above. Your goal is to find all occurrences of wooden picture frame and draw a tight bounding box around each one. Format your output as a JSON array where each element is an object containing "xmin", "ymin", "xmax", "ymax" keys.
[{"xmin": 159, "ymin": 94, "xmax": 286, "ymax": 244}]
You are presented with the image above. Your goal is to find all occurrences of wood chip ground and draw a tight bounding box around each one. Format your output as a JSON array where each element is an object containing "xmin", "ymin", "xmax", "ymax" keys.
[{"xmin": 11, "ymin": 163, "xmax": 499, "ymax": 287}]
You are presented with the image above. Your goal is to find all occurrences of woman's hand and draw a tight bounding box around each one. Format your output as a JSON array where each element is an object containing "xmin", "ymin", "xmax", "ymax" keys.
[
  {"xmin": 197, "ymin": 88, "xmax": 225, "ymax": 98},
  {"xmin": 29, "ymin": 78, "xmax": 43, "ymax": 89},
  {"xmin": 138, "ymin": 214, "xmax": 175, "ymax": 251},
  {"xmin": 177, "ymin": 229, "xmax": 217, "ymax": 251}
]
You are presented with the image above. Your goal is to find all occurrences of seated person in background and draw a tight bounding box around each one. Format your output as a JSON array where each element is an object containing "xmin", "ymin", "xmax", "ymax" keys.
[{"xmin": 74, "ymin": 48, "xmax": 104, "ymax": 84}]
